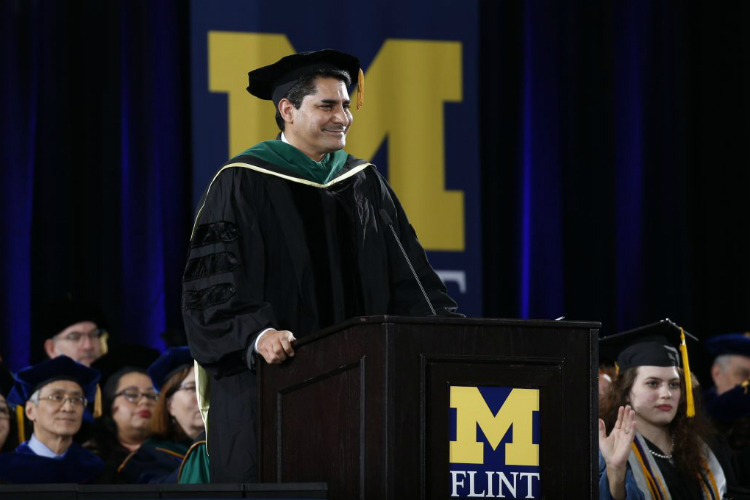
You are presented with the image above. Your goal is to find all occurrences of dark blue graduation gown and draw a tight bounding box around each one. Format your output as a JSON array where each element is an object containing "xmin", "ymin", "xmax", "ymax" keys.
[{"xmin": 0, "ymin": 441, "xmax": 103, "ymax": 484}]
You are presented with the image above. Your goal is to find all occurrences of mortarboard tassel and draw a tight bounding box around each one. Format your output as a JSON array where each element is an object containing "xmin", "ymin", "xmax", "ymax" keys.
[
  {"xmin": 357, "ymin": 68, "xmax": 365, "ymax": 110},
  {"xmin": 94, "ymin": 384, "xmax": 102, "ymax": 418},
  {"xmin": 16, "ymin": 405, "xmax": 25, "ymax": 444},
  {"xmin": 679, "ymin": 327, "xmax": 695, "ymax": 418},
  {"xmin": 614, "ymin": 362, "xmax": 619, "ymax": 378}
]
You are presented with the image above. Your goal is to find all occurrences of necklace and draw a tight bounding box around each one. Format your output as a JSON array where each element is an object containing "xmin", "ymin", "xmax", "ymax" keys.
[{"xmin": 648, "ymin": 437, "xmax": 675, "ymax": 460}]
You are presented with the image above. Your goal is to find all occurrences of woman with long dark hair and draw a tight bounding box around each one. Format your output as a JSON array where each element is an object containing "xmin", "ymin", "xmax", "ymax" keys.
[
  {"xmin": 598, "ymin": 320, "xmax": 735, "ymax": 499},
  {"xmin": 118, "ymin": 347, "xmax": 206, "ymax": 483},
  {"xmin": 84, "ymin": 367, "xmax": 157, "ymax": 483}
]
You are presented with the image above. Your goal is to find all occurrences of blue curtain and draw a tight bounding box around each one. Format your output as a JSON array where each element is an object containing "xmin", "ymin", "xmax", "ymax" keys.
[
  {"xmin": 0, "ymin": 0, "xmax": 191, "ymax": 371},
  {"xmin": 480, "ymin": 0, "xmax": 750, "ymax": 355}
]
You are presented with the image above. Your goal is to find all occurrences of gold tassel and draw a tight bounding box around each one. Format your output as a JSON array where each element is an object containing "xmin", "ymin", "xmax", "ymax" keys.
[
  {"xmin": 614, "ymin": 362, "xmax": 619, "ymax": 378},
  {"xmin": 356, "ymin": 68, "xmax": 365, "ymax": 110},
  {"xmin": 16, "ymin": 405, "xmax": 25, "ymax": 444},
  {"xmin": 100, "ymin": 331, "xmax": 109, "ymax": 356},
  {"xmin": 679, "ymin": 327, "xmax": 695, "ymax": 418},
  {"xmin": 94, "ymin": 384, "xmax": 102, "ymax": 418}
]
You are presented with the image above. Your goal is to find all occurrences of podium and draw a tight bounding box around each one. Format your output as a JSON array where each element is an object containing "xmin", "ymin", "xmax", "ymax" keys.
[{"xmin": 259, "ymin": 316, "xmax": 599, "ymax": 500}]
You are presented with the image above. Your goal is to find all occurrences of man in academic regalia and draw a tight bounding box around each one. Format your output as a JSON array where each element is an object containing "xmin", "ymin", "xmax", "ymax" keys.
[
  {"xmin": 39, "ymin": 299, "xmax": 108, "ymax": 367},
  {"xmin": 704, "ymin": 333, "xmax": 750, "ymax": 420},
  {"xmin": 0, "ymin": 356, "xmax": 103, "ymax": 484},
  {"xmin": 182, "ymin": 49, "xmax": 461, "ymax": 482},
  {"xmin": 703, "ymin": 333, "xmax": 750, "ymax": 488}
]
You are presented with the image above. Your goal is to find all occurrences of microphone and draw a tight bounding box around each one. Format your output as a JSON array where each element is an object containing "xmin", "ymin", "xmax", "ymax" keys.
[{"xmin": 379, "ymin": 209, "xmax": 436, "ymax": 316}]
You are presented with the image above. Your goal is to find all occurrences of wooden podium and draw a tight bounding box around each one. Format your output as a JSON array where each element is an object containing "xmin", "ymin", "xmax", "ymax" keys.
[{"xmin": 259, "ymin": 316, "xmax": 599, "ymax": 500}]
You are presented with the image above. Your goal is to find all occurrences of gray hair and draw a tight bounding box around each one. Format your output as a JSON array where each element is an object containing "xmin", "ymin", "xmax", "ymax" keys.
[
  {"xmin": 28, "ymin": 389, "xmax": 40, "ymax": 405},
  {"xmin": 713, "ymin": 354, "xmax": 733, "ymax": 371}
]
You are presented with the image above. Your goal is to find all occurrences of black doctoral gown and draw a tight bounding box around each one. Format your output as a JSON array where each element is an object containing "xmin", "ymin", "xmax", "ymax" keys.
[{"xmin": 182, "ymin": 150, "xmax": 460, "ymax": 482}]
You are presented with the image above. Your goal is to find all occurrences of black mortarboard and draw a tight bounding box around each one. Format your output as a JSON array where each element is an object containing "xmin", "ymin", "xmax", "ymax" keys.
[
  {"xmin": 601, "ymin": 319, "xmax": 698, "ymax": 371},
  {"xmin": 706, "ymin": 332, "xmax": 750, "ymax": 358},
  {"xmin": 247, "ymin": 49, "xmax": 364, "ymax": 109},
  {"xmin": 38, "ymin": 300, "xmax": 107, "ymax": 340},
  {"xmin": 7, "ymin": 355, "xmax": 100, "ymax": 407},
  {"xmin": 147, "ymin": 347, "xmax": 193, "ymax": 392},
  {"xmin": 600, "ymin": 319, "xmax": 699, "ymax": 416}
]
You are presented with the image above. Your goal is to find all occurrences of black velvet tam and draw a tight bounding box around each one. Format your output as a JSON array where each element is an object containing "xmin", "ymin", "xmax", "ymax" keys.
[
  {"xmin": 7, "ymin": 355, "xmax": 100, "ymax": 406},
  {"xmin": 147, "ymin": 346, "xmax": 193, "ymax": 392},
  {"xmin": 246, "ymin": 49, "xmax": 360, "ymax": 106},
  {"xmin": 706, "ymin": 332, "xmax": 750, "ymax": 357},
  {"xmin": 600, "ymin": 319, "xmax": 699, "ymax": 371}
]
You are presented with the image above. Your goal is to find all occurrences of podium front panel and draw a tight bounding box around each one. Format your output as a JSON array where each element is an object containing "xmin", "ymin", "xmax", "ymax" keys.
[{"xmin": 259, "ymin": 317, "xmax": 598, "ymax": 500}]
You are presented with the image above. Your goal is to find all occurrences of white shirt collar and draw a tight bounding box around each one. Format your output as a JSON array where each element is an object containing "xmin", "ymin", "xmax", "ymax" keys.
[
  {"xmin": 28, "ymin": 434, "xmax": 66, "ymax": 458},
  {"xmin": 280, "ymin": 132, "xmax": 290, "ymax": 144}
]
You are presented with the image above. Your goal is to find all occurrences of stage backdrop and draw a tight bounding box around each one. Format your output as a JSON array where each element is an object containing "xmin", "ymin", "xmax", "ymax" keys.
[{"xmin": 189, "ymin": 0, "xmax": 482, "ymax": 318}]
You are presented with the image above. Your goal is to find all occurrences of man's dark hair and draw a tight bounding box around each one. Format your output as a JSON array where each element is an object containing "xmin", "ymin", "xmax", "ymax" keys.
[{"xmin": 275, "ymin": 68, "xmax": 352, "ymax": 131}]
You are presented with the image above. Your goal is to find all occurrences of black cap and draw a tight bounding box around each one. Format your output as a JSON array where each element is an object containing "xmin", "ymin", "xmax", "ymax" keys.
[
  {"xmin": 37, "ymin": 299, "xmax": 106, "ymax": 340},
  {"xmin": 600, "ymin": 319, "xmax": 698, "ymax": 372},
  {"xmin": 247, "ymin": 49, "xmax": 361, "ymax": 107}
]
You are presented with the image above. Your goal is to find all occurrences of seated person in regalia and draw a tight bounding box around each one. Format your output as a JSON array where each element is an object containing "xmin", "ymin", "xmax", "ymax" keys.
[{"xmin": 0, "ymin": 355, "xmax": 103, "ymax": 484}]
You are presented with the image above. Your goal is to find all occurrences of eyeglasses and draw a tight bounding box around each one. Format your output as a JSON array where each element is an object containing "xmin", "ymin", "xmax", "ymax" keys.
[
  {"xmin": 115, "ymin": 389, "xmax": 159, "ymax": 404},
  {"xmin": 175, "ymin": 383, "xmax": 196, "ymax": 394},
  {"xmin": 37, "ymin": 393, "xmax": 88, "ymax": 408},
  {"xmin": 54, "ymin": 328, "xmax": 107, "ymax": 344}
]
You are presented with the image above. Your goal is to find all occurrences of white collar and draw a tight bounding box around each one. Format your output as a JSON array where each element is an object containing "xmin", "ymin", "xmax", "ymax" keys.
[
  {"xmin": 281, "ymin": 132, "xmax": 290, "ymax": 144},
  {"xmin": 28, "ymin": 434, "xmax": 66, "ymax": 459}
]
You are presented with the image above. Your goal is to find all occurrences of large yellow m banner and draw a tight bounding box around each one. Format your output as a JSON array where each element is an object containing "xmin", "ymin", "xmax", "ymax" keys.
[{"xmin": 189, "ymin": 1, "xmax": 482, "ymax": 315}]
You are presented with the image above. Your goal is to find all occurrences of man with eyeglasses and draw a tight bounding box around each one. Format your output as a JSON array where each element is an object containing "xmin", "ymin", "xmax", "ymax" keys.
[
  {"xmin": 40, "ymin": 300, "xmax": 108, "ymax": 367},
  {"xmin": 0, "ymin": 356, "xmax": 103, "ymax": 484}
]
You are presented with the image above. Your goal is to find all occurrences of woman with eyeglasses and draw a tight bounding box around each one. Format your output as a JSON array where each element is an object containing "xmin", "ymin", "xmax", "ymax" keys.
[
  {"xmin": 84, "ymin": 366, "xmax": 158, "ymax": 483},
  {"xmin": 119, "ymin": 347, "xmax": 207, "ymax": 484}
]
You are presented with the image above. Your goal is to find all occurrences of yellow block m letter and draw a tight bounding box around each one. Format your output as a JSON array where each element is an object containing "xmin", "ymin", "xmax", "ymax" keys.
[{"xmin": 450, "ymin": 387, "xmax": 539, "ymax": 466}]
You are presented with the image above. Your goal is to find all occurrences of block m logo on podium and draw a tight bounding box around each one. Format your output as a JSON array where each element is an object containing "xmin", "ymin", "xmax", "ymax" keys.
[{"xmin": 450, "ymin": 386, "xmax": 541, "ymax": 499}]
